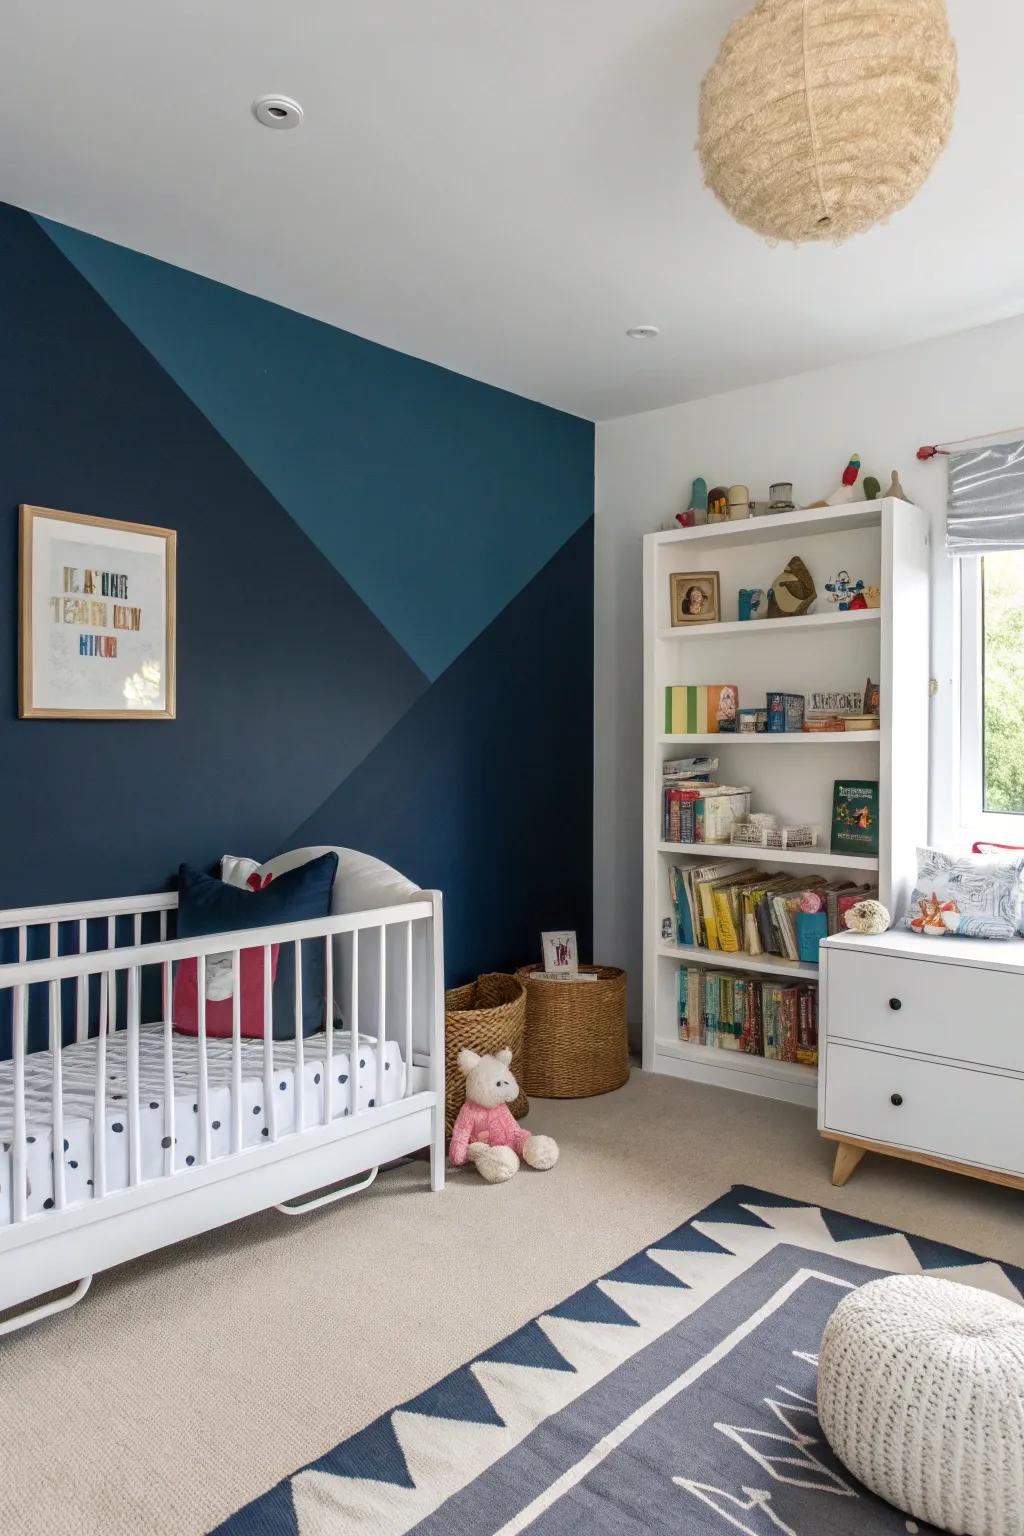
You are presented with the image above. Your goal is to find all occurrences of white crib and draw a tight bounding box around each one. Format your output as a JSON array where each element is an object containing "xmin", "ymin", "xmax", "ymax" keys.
[{"xmin": 0, "ymin": 878, "xmax": 445, "ymax": 1335}]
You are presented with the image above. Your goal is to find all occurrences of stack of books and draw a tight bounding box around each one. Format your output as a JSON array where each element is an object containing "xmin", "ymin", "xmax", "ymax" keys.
[
  {"xmin": 667, "ymin": 862, "xmax": 877, "ymax": 962},
  {"xmin": 677, "ymin": 967, "xmax": 818, "ymax": 1065},
  {"xmin": 661, "ymin": 755, "xmax": 752, "ymax": 845}
]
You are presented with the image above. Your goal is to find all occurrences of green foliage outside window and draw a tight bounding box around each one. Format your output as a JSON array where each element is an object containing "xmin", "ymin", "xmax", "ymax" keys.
[{"xmin": 982, "ymin": 551, "xmax": 1024, "ymax": 816}]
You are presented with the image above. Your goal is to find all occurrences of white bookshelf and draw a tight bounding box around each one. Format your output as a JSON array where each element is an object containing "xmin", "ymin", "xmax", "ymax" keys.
[{"xmin": 641, "ymin": 498, "xmax": 930, "ymax": 1107}]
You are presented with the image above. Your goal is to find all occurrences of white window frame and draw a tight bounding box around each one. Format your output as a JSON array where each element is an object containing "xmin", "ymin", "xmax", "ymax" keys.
[{"xmin": 957, "ymin": 553, "xmax": 1024, "ymax": 844}]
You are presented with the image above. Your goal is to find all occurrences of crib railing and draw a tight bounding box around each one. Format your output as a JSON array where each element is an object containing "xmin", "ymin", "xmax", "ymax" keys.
[{"xmin": 0, "ymin": 899, "xmax": 435, "ymax": 1227}]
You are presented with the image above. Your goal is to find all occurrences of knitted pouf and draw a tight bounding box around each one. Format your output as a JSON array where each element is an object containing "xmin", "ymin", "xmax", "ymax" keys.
[{"xmin": 818, "ymin": 1274, "xmax": 1024, "ymax": 1535}]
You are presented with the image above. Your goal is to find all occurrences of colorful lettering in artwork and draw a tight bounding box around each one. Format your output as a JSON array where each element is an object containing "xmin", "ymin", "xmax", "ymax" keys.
[
  {"xmin": 52, "ymin": 564, "xmax": 142, "ymax": 661},
  {"xmin": 79, "ymin": 634, "xmax": 118, "ymax": 658}
]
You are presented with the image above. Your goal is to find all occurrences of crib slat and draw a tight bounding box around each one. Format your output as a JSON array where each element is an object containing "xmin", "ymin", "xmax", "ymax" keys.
[
  {"xmin": 376, "ymin": 925, "xmax": 386, "ymax": 1109},
  {"xmin": 231, "ymin": 949, "xmax": 242, "ymax": 1155},
  {"xmin": 197, "ymin": 956, "xmax": 210, "ymax": 1165},
  {"xmin": 263, "ymin": 944, "xmax": 276, "ymax": 1142},
  {"xmin": 17, "ymin": 927, "xmax": 26, "ymax": 965},
  {"xmin": 76, "ymin": 918, "xmax": 87, "ymax": 1043},
  {"xmin": 107, "ymin": 916, "xmax": 117, "ymax": 1034},
  {"xmin": 133, "ymin": 912, "xmax": 142, "ymax": 947},
  {"xmin": 127, "ymin": 965, "xmax": 142, "ymax": 1186},
  {"xmin": 49, "ymin": 920, "xmax": 58, "ymax": 960},
  {"xmin": 293, "ymin": 941, "xmax": 304, "ymax": 1134},
  {"xmin": 94, "ymin": 972, "xmax": 108, "ymax": 1199},
  {"xmin": 350, "ymin": 931, "xmax": 359, "ymax": 1117},
  {"xmin": 159, "ymin": 909, "xmax": 168, "ymax": 942},
  {"xmin": 12, "ymin": 984, "xmax": 27, "ymax": 1223},
  {"xmin": 404, "ymin": 920, "xmax": 413, "ymax": 1098},
  {"xmin": 323, "ymin": 935, "xmax": 334, "ymax": 1127},
  {"xmin": 162, "ymin": 960, "xmax": 175, "ymax": 1177},
  {"xmin": 50, "ymin": 979, "xmax": 66, "ymax": 1210}
]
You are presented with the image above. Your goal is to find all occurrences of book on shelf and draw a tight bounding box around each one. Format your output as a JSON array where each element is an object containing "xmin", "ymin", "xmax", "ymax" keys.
[
  {"xmin": 664, "ymin": 685, "xmax": 739, "ymax": 735},
  {"xmin": 677, "ymin": 964, "xmax": 818, "ymax": 1067},
  {"xmin": 831, "ymin": 779, "xmax": 880, "ymax": 857},
  {"xmin": 667, "ymin": 864, "xmax": 876, "ymax": 961},
  {"xmin": 662, "ymin": 784, "xmax": 751, "ymax": 844}
]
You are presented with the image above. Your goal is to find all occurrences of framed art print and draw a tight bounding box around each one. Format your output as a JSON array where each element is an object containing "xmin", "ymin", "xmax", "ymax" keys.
[
  {"xmin": 670, "ymin": 570, "xmax": 720, "ymax": 626},
  {"xmin": 541, "ymin": 930, "xmax": 578, "ymax": 975},
  {"xmin": 19, "ymin": 505, "xmax": 177, "ymax": 719}
]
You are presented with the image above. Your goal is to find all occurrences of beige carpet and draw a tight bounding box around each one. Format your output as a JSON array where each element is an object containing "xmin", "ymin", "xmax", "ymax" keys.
[{"xmin": 1, "ymin": 1069, "xmax": 1020, "ymax": 1536}]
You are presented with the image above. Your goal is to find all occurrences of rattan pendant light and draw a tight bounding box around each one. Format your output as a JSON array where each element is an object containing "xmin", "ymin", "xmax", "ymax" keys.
[{"xmin": 698, "ymin": 0, "xmax": 958, "ymax": 244}]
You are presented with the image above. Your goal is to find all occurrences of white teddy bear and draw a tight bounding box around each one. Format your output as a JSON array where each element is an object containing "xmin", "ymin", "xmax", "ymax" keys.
[{"xmin": 448, "ymin": 1047, "xmax": 559, "ymax": 1184}]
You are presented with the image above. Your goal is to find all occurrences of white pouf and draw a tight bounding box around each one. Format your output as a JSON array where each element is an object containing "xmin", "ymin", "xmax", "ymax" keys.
[{"xmin": 818, "ymin": 1274, "xmax": 1024, "ymax": 1535}]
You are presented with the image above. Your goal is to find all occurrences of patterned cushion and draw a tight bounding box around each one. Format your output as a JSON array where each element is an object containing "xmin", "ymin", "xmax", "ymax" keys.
[{"xmin": 905, "ymin": 845, "xmax": 1024, "ymax": 939}]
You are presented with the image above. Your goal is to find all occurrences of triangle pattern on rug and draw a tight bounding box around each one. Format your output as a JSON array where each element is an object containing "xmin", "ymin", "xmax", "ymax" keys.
[
  {"xmin": 693, "ymin": 1190, "xmax": 777, "ymax": 1230},
  {"xmin": 479, "ymin": 1318, "xmax": 576, "ymax": 1374},
  {"xmin": 605, "ymin": 1250, "xmax": 689, "ymax": 1289},
  {"xmin": 209, "ymin": 1476, "xmax": 298, "ymax": 1535},
  {"xmin": 547, "ymin": 1281, "xmax": 641, "ymax": 1328},
  {"xmin": 906, "ymin": 1232, "xmax": 991, "ymax": 1272},
  {"xmin": 402, "ymin": 1364, "xmax": 505, "ymax": 1427},
  {"xmin": 818, "ymin": 1208, "xmax": 900, "ymax": 1245},
  {"xmin": 307, "ymin": 1413, "xmax": 414, "ymax": 1488},
  {"xmin": 650, "ymin": 1222, "xmax": 735, "ymax": 1257}
]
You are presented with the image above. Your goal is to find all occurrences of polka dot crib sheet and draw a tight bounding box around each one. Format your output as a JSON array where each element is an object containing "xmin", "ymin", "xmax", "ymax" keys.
[{"xmin": 0, "ymin": 1024, "xmax": 406, "ymax": 1225}]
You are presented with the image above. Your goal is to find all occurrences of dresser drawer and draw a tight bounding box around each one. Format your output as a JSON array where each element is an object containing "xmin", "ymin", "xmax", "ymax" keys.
[
  {"xmin": 825, "ymin": 946, "xmax": 1024, "ymax": 1073},
  {"xmin": 824, "ymin": 1043, "xmax": 1024, "ymax": 1176}
]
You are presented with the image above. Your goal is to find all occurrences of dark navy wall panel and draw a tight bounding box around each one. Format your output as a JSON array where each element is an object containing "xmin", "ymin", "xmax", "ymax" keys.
[{"xmin": 0, "ymin": 201, "xmax": 594, "ymax": 986}]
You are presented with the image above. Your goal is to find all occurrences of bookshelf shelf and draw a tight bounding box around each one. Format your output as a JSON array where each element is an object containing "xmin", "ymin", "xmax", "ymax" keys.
[
  {"xmin": 657, "ymin": 608, "xmax": 880, "ymax": 642},
  {"xmin": 648, "ymin": 501, "xmax": 883, "ymax": 553},
  {"xmin": 642, "ymin": 497, "xmax": 932, "ymax": 1103},
  {"xmin": 657, "ymin": 942, "xmax": 818, "ymax": 981},
  {"xmin": 656, "ymin": 1036, "xmax": 817, "ymax": 1082},
  {"xmin": 658, "ymin": 730, "xmax": 880, "ymax": 746},
  {"xmin": 658, "ymin": 842, "xmax": 879, "ymax": 871}
]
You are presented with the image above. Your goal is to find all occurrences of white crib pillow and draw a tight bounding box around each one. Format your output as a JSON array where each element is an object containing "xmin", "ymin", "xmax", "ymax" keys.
[{"xmin": 220, "ymin": 847, "xmax": 425, "ymax": 1027}]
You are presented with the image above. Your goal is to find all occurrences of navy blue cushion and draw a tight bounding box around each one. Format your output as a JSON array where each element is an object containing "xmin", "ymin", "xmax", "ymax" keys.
[{"xmin": 176, "ymin": 852, "xmax": 339, "ymax": 1038}]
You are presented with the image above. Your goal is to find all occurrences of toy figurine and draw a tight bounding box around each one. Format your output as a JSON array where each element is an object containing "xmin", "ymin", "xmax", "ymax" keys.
[
  {"xmin": 887, "ymin": 470, "xmax": 909, "ymax": 501},
  {"xmin": 862, "ymin": 475, "xmax": 881, "ymax": 501},
  {"xmin": 769, "ymin": 482, "xmax": 795, "ymax": 512},
  {"xmin": 675, "ymin": 477, "xmax": 708, "ymax": 529},
  {"xmin": 706, "ymin": 485, "xmax": 729, "ymax": 522},
  {"xmin": 738, "ymin": 588, "xmax": 767, "ymax": 620},
  {"xmin": 864, "ymin": 586, "xmax": 881, "ymax": 609},
  {"xmin": 807, "ymin": 454, "xmax": 861, "ymax": 507},
  {"xmin": 767, "ymin": 554, "xmax": 817, "ymax": 618},
  {"xmin": 728, "ymin": 484, "xmax": 750, "ymax": 520},
  {"xmin": 824, "ymin": 570, "xmax": 866, "ymax": 610}
]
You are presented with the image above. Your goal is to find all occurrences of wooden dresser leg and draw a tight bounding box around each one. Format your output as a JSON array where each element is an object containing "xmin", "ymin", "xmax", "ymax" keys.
[{"xmin": 831, "ymin": 1141, "xmax": 866, "ymax": 1187}]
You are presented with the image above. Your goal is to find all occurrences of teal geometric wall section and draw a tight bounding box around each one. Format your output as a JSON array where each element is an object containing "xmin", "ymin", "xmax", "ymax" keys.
[{"xmin": 37, "ymin": 216, "xmax": 595, "ymax": 681}]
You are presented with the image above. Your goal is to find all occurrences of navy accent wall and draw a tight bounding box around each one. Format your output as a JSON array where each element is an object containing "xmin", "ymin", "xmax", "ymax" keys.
[{"xmin": 0, "ymin": 201, "xmax": 594, "ymax": 986}]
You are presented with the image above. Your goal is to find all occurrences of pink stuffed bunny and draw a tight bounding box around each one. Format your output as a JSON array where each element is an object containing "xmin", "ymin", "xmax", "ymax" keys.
[{"xmin": 449, "ymin": 1047, "xmax": 559, "ymax": 1183}]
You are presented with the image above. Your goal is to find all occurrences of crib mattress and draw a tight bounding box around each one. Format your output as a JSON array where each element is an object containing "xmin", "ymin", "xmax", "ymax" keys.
[{"xmin": 0, "ymin": 1023, "xmax": 406, "ymax": 1225}]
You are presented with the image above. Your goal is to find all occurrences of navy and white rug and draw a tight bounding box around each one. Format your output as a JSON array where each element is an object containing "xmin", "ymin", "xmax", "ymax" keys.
[{"xmin": 214, "ymin": 1185, "xmax": 1023, "ymax": 1534}]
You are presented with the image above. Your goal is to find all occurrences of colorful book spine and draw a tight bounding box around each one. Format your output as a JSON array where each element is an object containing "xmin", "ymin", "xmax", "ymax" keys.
[
  {"xmin": 677, "ymin": 967, "xmax": 817, "ymax": 1065},
  {"xmin": 664, "ymin": 685, "xmax": 738, "ymax": 734}
]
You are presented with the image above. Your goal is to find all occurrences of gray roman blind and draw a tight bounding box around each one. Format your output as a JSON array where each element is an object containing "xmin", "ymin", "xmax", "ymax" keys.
[{"xmin": 947, "ymin": 438, "xmax": 1024, "ymax": 554}]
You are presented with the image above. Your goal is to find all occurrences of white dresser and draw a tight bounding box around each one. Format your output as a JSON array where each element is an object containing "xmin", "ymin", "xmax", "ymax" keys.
[{"xmin": 819, "ymin": 929, "xmax": 1024, "ymax": 1189}]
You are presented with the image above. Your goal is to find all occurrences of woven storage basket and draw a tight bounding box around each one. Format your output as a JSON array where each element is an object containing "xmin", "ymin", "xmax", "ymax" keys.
[
  {"xmin": 444, "ymin": 972, "xmax": 528, "ymax": 1134},
  {"xmin": 515, "ymin": 965, "xmax": 629, "ymax": 1098}
]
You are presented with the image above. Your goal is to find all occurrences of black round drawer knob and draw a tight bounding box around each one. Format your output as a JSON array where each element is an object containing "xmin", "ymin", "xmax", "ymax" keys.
[
  {"xmin": 890, "ymin": 1093, "xmax": 903, "ymax": 1107},
  {"xmin": 888, "ymin": 998, "xmax": 902, "ymax": 1011}
]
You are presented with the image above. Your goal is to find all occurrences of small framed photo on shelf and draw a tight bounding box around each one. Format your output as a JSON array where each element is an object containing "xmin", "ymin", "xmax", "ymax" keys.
[
  {"xmin": 541, "ymin": 930, "xmax": 578, "ymax": 975},
  {"xmin": 670, "ymin": 571, "xmax": 720, "ymax": 627}
]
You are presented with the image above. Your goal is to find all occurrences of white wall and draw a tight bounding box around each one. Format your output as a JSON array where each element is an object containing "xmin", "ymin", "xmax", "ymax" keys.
[{"xmin": 595, "ymin": 313, "xmax": 1024, "ymax": 1033}]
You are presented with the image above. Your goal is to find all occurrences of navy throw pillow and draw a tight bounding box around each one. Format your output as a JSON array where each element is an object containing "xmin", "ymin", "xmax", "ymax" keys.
[{"xmin": 176, "ymin": 851, "xmax": 339, "ymax": 1039}]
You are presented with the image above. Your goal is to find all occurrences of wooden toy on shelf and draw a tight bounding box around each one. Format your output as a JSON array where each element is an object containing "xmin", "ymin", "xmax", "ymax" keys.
[
  {"xmin": 807, "ymin": 454, "xmax": 861, "ymax": 507},
  {"xmin": 767, "ymin": 553, "xmax": 817, "ymax": 618},
  {"xmin": 728, "ymin": 484, "xmax": 750, "ymax": 520},
  {"xmin": 706, "ymin": 486, "xmax": 729, "ymax": 522}
]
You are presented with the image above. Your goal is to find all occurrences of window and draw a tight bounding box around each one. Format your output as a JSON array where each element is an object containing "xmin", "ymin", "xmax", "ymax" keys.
[{"xmin": 959, "ymin": 550, "xmax": 1024, "ymax": 838}]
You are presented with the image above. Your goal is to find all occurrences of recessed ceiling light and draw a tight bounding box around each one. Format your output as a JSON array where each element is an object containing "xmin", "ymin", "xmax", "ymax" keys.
[
  {"xmin": 626, "ymin": 325, "xmax": 660, "ymax": 340},
  {"xmin": 253, "ymin": 95, "xmax": 304, "ymax": 130}
]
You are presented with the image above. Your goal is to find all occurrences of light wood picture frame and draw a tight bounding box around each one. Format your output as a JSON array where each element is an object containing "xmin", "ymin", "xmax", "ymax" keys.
[
  {"xmin": 669, "ymin": 570, "xmax": 720, "ymax": 626},
  {"xmin": 19, "ymin": 505, "xmax": 177, "ymax": 720}
]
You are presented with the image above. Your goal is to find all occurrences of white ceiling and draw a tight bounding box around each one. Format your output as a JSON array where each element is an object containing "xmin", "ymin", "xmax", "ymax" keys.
[{"xmin": 5, "ymin": 0, "xmax": 1022, "ymax": 421}]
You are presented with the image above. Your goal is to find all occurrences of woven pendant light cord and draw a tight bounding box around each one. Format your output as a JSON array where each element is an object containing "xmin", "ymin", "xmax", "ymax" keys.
[{"xmin": 801, "ymin": 0, "xmax": 830, "ymax": 226}]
